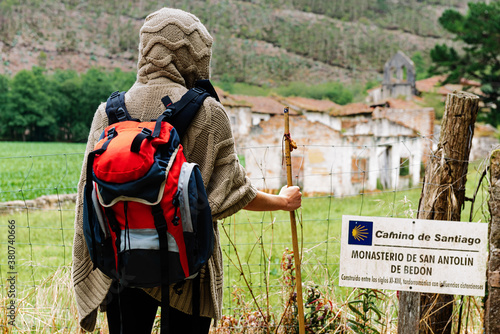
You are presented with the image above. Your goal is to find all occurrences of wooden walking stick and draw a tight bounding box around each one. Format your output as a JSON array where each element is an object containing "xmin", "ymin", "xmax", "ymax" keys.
[{"xmin": 283, "ymin": 107, "xmax": 305, "ymax": 334}]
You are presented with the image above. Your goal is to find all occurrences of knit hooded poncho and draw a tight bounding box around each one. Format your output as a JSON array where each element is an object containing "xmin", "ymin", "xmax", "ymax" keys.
[{"xmin": 72, "ymin": 8, "xmax": 257, "ymax": 331}]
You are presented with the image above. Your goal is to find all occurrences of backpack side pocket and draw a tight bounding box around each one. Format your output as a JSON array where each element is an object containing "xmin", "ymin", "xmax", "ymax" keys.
[
  {"xmin": 83, "ymin": 182, "xmax": 117, "ymax": 280},
  {"xmin": 177, "ymin": 163, "xmax": 214, "ymax": 277}
]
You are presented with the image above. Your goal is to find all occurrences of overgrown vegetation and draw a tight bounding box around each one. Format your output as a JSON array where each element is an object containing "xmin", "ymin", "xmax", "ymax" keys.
[
  {"xmin": 0, "ymin": 67, "xmax": 135, "ymax": 142},
  {"xmin": 0, "ymin": 0, "xmax": 478, "ymax": 88},
  {"xmin": 429, "ymin": 1, "xmax": 500, "ymax": 126},
  {"xmin": 347, "ymin": 289, "xmax": 386, "ymax": 333}
]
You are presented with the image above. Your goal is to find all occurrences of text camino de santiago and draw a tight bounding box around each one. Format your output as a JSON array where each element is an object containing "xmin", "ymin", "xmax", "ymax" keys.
[
  {"xmin": 350, "ymin": 230, "xmax": 480, "ymax": 276},
  {"xmin": 375, "ymin": 230, "xmax": 481, "ymax": 246}
]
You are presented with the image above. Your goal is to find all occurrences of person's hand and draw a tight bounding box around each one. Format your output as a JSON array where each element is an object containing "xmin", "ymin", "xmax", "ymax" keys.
[{"xmin": 278, "ymin": 185, "xmax": 302, "ymax": 211}]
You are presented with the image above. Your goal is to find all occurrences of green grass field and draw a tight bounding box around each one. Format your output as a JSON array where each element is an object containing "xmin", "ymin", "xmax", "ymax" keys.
[
  {"xmin": 0, "ymin": 142, "xmax": 490, "ymax": 333},
  {"xmin": 0, "ymin": 142, "xmax": 87, "ymax": 202}
]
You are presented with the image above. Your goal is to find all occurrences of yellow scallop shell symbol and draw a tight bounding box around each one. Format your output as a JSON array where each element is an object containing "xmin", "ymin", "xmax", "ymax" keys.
[{"xmin": 351, "ymin": 225, "xmax": 369, "ymax": 241}]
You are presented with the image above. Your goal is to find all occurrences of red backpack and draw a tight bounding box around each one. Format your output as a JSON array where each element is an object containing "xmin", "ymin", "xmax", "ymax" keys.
[{"xmin": 83, "ymin": 81, "xmax": 218, "ymax": 332}]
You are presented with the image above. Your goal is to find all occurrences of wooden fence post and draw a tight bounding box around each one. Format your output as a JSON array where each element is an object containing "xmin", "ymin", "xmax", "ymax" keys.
[
  {"xmin": 397, "ymin": 91, "xmax": 479, "ymax": 334},
  {"xmin": 485, "ymin": 149, "xmax": 500, "ymax": 333},
  {"xmin": 397, "ymin": 292, "xmax": 420, "ymax": 334}
]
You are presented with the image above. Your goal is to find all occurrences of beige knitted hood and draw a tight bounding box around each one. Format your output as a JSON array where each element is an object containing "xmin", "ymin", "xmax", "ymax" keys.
[{"xmin": 137, "ymin": 8, "xmax": 213, "ymax": 88}]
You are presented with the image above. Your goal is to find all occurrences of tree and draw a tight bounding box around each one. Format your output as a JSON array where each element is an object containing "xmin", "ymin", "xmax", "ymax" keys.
[
  {"xmin": 108, "ymin": 68, "xmax": 136, "ymax": 92},
  {"xmin": 5, "ymin": 67, "xmax": 56, "ymax": 141},
  {"xmin": 77, "ymin": 68, "xmax": 114, "ymax": 142},
  {"xmin": 429, "ymin": 2, "xmax": 500, "ymax": 126},
  {"xmin": 0, "ymin": 74, "xmax": 10, "ymax": 138},
  {"xmin": 411, "ymin": 52, "xmax": 428, "ymax": 81},
  {"xmin": 50, "ymin": 69, "xmax": 83, "ymax": 142}
]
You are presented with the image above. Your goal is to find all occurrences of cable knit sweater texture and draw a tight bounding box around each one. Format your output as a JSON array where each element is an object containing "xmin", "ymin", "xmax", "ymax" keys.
[{"xmin": 72, "ymin": 8, "xmax": 257, "ymax": 332}]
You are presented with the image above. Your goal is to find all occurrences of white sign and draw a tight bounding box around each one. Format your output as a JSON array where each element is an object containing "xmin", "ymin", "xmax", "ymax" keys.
[{"xmin": 339, "ymin": 215, "xmax": 488, "ymax": 296}]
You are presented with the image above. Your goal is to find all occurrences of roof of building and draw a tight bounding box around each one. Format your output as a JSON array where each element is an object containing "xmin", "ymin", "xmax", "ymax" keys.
[
  {"xmin": 231, "ymin": 95, "xmax": 296, "ymax": 115},
  {"xmin": 331, "ymin": 102, "xmax": 373, "ymax": 116},
  {"xmin": 459, "ymin": 78, "xmax": 481, "ymax": 87},
  {"xmin": 415, "ymin": 75, "xmax": 485, "ymax": 97},
  {"xmin": 279, "ymin": 96, "xmax": 342, "ymax": 114},
  {"xmin": 372, "ymin": 98, "xmax": 424, "ymax": 110},
  {"xmin": 475, "ymin": 123, "xmax": 499, "ymax": 137},
  {"xmin": 415, "ymin": 75, "xmax": 448, "ymax": 94}
]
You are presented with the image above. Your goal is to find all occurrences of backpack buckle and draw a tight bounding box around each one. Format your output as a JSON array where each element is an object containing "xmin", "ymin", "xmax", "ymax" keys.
[
  {"xmin": 110, "ymin": 91, "xmax": 120, "ymax": 99},
  {"xmin": 163, "ymin": 106, "xmax": 175, "ymax": 118},
  {"xmin": 192, "ymin": 87, "xmax": 205, "ymax": 95},
  {"xmin": 115, "ymin": 107, "xmax": 128, "ymax": 122},
  {"xmin": 141, "ymin": 127, "xmax": 152, "ymax": 136},
  {"xmin": 107, "ymin": 127, "xmax": 116, "ymax": 138}
]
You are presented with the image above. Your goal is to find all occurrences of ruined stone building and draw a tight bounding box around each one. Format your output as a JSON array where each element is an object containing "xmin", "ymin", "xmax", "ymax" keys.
[
  {"xmin": 219, "ymin": 50, "xmax": 495, "ymax": 196},
  {"xmin": 217, "ymin": 88, "xmax": 433, "ymax": 196},
  {"xmin": 368, "ymin": 51, "xmax": 417, "ymax": 102}
]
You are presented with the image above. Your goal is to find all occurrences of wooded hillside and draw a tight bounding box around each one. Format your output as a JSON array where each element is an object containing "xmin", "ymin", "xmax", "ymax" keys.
[{"xmin": 0, "ymin": 0, "xmax": 478, "ymax": 87}]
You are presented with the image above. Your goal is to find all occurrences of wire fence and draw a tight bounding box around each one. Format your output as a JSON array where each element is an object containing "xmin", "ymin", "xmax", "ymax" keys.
[{"xmin": 0, "ymin": 136, "xmax": 493, "ymax": 332}]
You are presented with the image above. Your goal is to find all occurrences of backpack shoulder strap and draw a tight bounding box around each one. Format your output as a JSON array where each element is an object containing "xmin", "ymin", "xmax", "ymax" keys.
[
  {"xmin": 194, "ymin": 79, "xmax": 220, "ymax": 103},
  {"xmin": 160, "ymin": 80, "xmax": 220, "ymax": 110},
  {"xmin": 161, "ymin": 81, "xmax": 219, "ymax": 139},
  {"xmin": 105, "ymin": 91, "xmax": 137, "ymax": 125}
]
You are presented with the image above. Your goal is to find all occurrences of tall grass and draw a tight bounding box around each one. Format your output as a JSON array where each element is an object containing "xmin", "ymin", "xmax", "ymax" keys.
[
  {"xmin": 0, "ymin": 204, "xmax": 74, "ymax": 286},
  {"xmin": 1, "ymin": 190, "xmax": 422, "ymax": 333},
  {"xmin": 218, "ymin": 189, "xmax": 422, "ymax": 333},
  {"xmin": 221, "ymin": 188, "xmax": 423, "ymax": 305},
  {"xmin": 0, "ymin": 142, "xmax": 491, "ymax": 333}
]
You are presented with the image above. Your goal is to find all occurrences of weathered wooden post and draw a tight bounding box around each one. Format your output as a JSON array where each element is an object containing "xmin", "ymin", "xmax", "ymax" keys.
[
  {"xmin": 398, "ymin": 292, "xmax": 420, "ymax": 334},
  {"xmin": 283, "ymin": 108, "xmax": 305, "ymax": 334},
  {"xmin": 398, "ymin": 91, "xmax": 479, "ymax": 334},
  {"xmin": 485, "ymin": 149, "xmax": 500, "ymax": 333}
]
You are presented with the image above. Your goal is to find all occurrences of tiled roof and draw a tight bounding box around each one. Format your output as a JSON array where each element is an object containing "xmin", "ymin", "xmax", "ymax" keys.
[
  {"xmin": 331, "ymin": 102, "xmax": 373, "ymax": 116},
  {"xmin": 475, "ymin": 123, "xmax": 498, "ymax": 137},
  {"xmin": 280, "ymin": 96, "xmax": 342, "ymax": 113},
  {"xmin": 214, "ymin": 86, "xmax": 229, "ymax": 100},
  {"xmin": 415, "ymin": 75, "xmax": 448, "ymax": 94},
  {"xmin": 231, "ymin": 95, "xmax": 294, "ymax": 115},
  {"xmin": 459, "ymin": 78, "xmax": 481, "ymax": 87},
  {"xmin": 383, "ymin": 98, "xmax": 423, "ymax": 109},
  {"xmin": 416, "ymin": 75, "xmax": 484, "ymax": 97}
]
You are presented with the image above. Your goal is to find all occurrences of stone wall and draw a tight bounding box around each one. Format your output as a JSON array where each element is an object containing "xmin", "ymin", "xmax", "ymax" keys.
[{"xmin": 0, "ymin": 194, "xmax": 77, "ymax": 214}]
